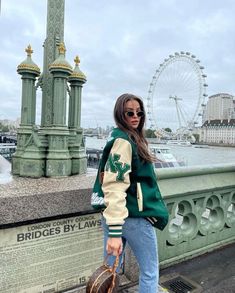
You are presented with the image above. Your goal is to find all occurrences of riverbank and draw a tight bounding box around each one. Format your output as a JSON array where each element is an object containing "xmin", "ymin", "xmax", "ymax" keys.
[
  {"xmin": 146, "ymin": 138, "xmax": 235, "ymax": 148},
  {"xmin": 194, "ymin": 142, "xmax": 235, "ymax": 147}
]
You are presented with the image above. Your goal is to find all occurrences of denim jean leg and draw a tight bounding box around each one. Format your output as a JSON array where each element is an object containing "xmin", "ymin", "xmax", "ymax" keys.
[
  {"xmin": 101, "ymin": 216, "xmax": 126, "ymax": 272},
  {"xmin": 122, "ymin": 218, "xmax": 159, "ymax": 293}
]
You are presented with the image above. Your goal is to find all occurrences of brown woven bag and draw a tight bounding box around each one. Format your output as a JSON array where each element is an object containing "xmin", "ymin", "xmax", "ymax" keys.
[{"xmin": 86, "ymin": 255, "xmax": 119, "ymax": 293}]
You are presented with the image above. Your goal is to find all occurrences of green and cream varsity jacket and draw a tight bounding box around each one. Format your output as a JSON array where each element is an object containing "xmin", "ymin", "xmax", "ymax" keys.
[{"xmin": 91, "ymin": 128, "xmax": 169, "ymax": 237}]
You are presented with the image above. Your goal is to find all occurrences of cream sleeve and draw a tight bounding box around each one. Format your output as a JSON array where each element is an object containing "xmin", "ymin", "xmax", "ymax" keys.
[{"xmin": 102, "ymin": 138, "xmax": 132, "ymax": 237}]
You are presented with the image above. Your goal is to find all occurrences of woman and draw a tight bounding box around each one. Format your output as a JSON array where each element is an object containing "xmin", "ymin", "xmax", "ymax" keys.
[{"xmin": 91, "ymin": 93, "xmax": 169, "ymax": 293}]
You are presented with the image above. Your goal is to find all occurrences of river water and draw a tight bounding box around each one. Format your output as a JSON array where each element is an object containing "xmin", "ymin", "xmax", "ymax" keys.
[
  {"xmin": 167, "ymin": 144, "xmax": 235, "ymax": 166},
  {"xmin": 85, "ymin": 137, "xmax": 235, "ymax": 167}
]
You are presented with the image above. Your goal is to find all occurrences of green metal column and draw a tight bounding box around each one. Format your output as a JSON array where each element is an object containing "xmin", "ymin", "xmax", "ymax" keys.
[
  {"xmin": 41, "ymin": 0, "xmax": 64, "ymax": 127},
  {"xmin": 20, "ymin": 76, "xmax": 36, "ymax": 126},
  {"xmin": 68, "ymin": 56, "xmax": 87, "ymax": 174},
  {"xmin": 46, "ymin": 43, "xmax": 73, "ymax": 177},
  {"xmin": 12, "ymin": 45, "xmax": 41, "ymax": 175},
  {"xmin": 18, "ymin": 45, "xmax": 40, "ymax": 126}
]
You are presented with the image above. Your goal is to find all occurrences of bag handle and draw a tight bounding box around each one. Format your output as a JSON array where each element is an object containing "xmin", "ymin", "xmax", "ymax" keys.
[
  {"xmin": 108, "ymin": 273, "xmax": 117, "ymax": 293},
  {"xmin": 105, "ymin": 255, "xmax": 119, "ymax": 293},
  {"xmin": 103, "ymin": 255, "xmax": 119, "ymax": 273}
]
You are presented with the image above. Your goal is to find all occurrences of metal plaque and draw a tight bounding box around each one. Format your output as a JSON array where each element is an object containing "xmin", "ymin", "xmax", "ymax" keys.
[{"xmin": 0, "ymin": 213, "xmax": 103, "ymax": 293}]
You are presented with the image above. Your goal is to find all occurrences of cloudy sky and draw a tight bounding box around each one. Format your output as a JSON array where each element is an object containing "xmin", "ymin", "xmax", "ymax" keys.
[{"xmin": 1, "ymin": 0, "xmax": 235, "ymax": 130}]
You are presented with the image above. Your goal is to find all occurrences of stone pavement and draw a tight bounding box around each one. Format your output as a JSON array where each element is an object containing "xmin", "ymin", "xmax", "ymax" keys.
[{"xmin": 159, "ymin": 242, "xmax": 235, "ymax": 293}]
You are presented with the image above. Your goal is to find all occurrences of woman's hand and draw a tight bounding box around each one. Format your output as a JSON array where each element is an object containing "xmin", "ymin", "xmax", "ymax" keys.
[{"xmin": 106, "ymin": 237, "xmax": 123, "ymax": 256}]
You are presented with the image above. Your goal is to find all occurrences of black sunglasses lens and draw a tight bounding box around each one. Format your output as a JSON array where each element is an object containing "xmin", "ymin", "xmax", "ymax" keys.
[
  {"xmin": 126, "ymin": 111, "xmax": 134, "ymax": 117},
  {"xmin": 137, "ymin": 111, "xmax": 144, "ymax": 117},
  {"xmin": 126, "ymin": 111, "xmax": 144, "ymax": 117}
]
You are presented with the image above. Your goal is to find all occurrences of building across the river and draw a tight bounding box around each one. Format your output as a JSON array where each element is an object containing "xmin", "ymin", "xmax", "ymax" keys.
[
  {"xmin": 203, "ymin": 93, "xmax": 235, "ymax": 122},
  {"xmin": 198, "ymin": 93, "xmax": 235, "ymax": 145},
  {"xmin": 200, "ymin": 119, "xmax": 235, "ymax": 145}
]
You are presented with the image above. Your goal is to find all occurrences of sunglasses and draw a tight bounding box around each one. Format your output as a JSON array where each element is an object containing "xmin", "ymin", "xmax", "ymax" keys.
[{"xmin": 125, "ymin": 111, "xmax": 145, "ymax": 118}]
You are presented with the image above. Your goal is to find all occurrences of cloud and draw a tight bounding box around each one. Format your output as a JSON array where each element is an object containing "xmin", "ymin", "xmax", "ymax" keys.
[{"xmin": 1, "ymin": 0, "xmax": 235, "ymax": 129}]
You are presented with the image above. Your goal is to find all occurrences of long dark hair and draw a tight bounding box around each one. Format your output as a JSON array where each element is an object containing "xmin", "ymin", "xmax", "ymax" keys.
[{"xmin": 114, "ymin": 93, "xmax": 154, "ymax": 163}]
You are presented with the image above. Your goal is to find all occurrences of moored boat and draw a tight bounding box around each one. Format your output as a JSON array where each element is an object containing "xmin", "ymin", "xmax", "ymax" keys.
[
  {"xmin": 166, "ymin": 140, "xmax": 192, "ymax": 146},
  {"xmin": 0, "ymin": 143, "xmax": 16, "ymax": 161},
  {"xmin": 149, "ymin": 144, "xmax": 186, "ymax": 168}
]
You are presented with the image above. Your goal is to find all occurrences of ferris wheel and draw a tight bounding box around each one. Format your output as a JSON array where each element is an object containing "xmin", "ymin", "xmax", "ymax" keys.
[{"xmin": 146, "ymin": 51, "xmax": 208, "ymax": 138}]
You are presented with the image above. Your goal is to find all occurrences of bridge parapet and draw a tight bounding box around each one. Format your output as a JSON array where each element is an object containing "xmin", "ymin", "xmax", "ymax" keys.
[
  {"xmin": 0, "ymin": 164, "xmax": 234, "ymax": 291},
  {"xmin": 156, "ymin": 164, "xmax": 235, "ymax": 267}
]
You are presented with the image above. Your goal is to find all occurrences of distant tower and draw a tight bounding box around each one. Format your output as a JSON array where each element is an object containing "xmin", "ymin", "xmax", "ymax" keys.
[{"xmin": 12, "ymin": 0, "xmax": 87, "ymax": 177}]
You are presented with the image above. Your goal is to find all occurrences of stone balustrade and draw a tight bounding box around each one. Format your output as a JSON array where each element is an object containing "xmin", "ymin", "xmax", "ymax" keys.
[{"xmin": 156, "ymin": 164, "xmax": 235, "ymax": 267}]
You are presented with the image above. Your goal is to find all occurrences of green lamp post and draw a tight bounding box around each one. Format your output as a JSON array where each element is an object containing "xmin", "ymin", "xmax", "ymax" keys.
[
  {"xmin": 68, "ymin": 56, "xmax": 87, "ymax": 174},
  {"xmin": 12, "ymin": 0, "xmax": 88, "ymax": 178},
  {"xmin": 12, "ymin": 45, "xmax": 42, "ymax": 176}
]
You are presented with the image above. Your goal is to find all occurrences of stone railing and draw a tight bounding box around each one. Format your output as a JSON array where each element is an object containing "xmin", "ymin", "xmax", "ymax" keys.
[{"xmin": 156, "ymin": 163, "xmax": 235, "ymax": 268}]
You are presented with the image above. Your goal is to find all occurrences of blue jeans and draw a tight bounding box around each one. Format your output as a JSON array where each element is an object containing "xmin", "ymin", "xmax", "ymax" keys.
[{"xmin": 102, "ymin": 217, "xmax": 159, "ymax": 293}]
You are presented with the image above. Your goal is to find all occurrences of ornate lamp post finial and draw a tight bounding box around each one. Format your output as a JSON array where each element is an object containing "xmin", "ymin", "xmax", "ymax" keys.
[
  {"xmin": 58, "ymin": 42, "xmax": 66, "ymax": 55},
  {"xmin": 74, "ymin": 55, "xmax": 80, "ymax": 66},
  {"xmin": 25, "ymin": 44, "xmax": 33, "ymax": 57}
]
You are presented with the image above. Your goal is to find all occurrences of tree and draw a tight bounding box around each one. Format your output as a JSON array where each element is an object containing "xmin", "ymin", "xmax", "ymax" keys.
[
  {"xmin": 164, "ymin": 128, "xmax": 172, "ymax": 133},
  {"xmin": 192, "ymin": 134, "xmax": 199, "ymax": 143},
  {"xmin": 145, "ymin": 129, "xmax": 156, "ymax": 138},
  {"xmin": 1, "ymin": 125, "xmax": 9, "ymax": 132}
]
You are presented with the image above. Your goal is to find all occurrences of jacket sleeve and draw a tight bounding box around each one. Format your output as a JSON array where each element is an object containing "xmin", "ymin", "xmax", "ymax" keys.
[{"xmin": 102, "ymin": 138, "xmax": 132, "ymax": 237}]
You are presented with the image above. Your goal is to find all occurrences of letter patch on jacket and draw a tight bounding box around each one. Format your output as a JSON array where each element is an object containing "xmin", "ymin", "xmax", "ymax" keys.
[{"xmin": 105, "ymin": 153, "xmax": 130, "ymax": 181}]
